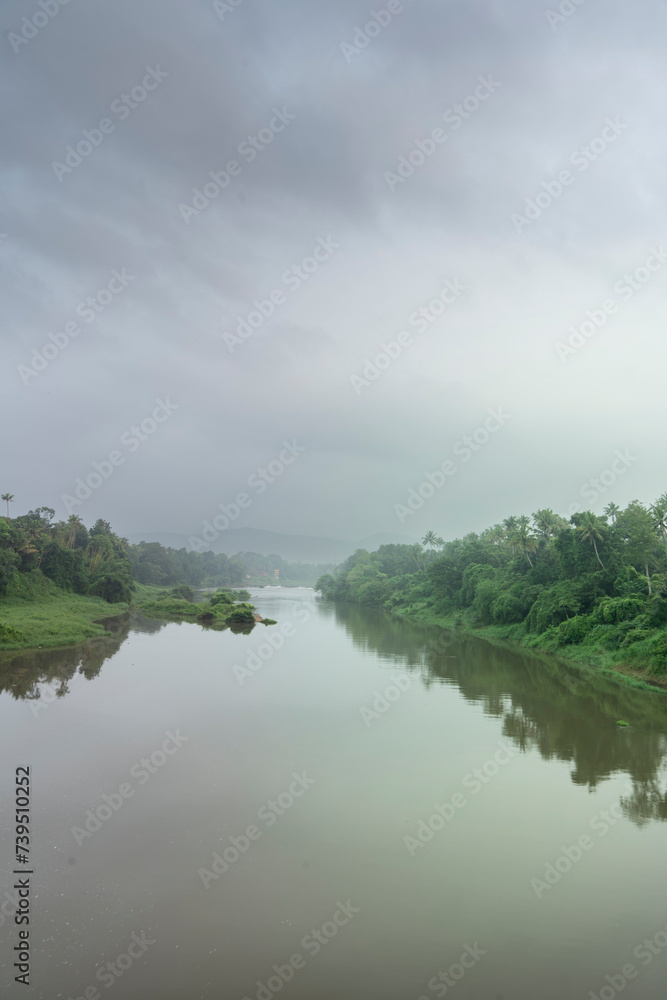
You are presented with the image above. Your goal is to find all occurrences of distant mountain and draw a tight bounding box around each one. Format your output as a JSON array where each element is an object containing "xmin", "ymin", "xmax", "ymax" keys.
[{"xmin": 124, "ymin": 527, "xmax": 418, "ymax": 564}]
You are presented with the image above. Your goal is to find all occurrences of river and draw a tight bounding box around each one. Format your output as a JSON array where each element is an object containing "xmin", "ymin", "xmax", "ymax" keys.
[{"xmin": 1, "ymin": 587, "xmax": 667, "ymax": 999}]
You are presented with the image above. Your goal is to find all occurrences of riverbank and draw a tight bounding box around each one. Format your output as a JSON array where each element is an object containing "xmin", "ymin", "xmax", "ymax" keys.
[
  {"xmin": 0, "ymin": 577, "xmax": 277, "ymax": 650},
  {"xmin": 0, "ymin": 576, "xmax": 209, "ymax": 650},
  {"xmin": 0, "ymin": 572, "xmax": 133, "ymax": 650},
  {"xmin": 391, "ymin": 603, "xmax": 667, "ymax": 693}
]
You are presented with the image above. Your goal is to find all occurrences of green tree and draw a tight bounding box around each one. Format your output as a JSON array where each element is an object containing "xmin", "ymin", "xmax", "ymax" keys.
[
  {"xmin": 604, "ymin": 502, "xmax": 620, "ymax": 524},
  {"xmin": 617, "ymin": 501, "xmax": 659, "ymax": 594},
  {"xmin": 575, "ymin": 512, "xmax": 606, "ymax": 570},
  {"xmin": 2, "ymin": 493, "xmax": 14, "ymax": 518},
  {"xmin": 516, "ymin": 515, "xmax": 538, "ymax": 567},
  {"xmin": 650, "ymin": 502, "xmax": 667, "ymax": 557}
]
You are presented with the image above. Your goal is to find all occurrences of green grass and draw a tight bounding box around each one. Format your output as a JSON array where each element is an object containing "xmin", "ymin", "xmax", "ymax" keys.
[
  {"xmin": 391, "ymin": 604, "xmax": 667, "ymax": 694},
  {"xmin": 0, "ymin": 577, "xmax": 272, "ymax": 652},
  {"xmin": 0, "ymin": 571, "xmax": 130, "ymax": 650}
]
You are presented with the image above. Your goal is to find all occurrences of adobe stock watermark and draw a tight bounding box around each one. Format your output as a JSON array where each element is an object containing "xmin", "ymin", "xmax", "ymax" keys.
[
  {"xmin": 384, "ymin": 75, "xmax": 501, "ymax": 192},
  {"xmin": 223, "ymin": 236, "xmax": 340, "ymax": 352},
  {"xmin": 546, "ymin": 0, "xmax": 589, "ymax": 31},
  {"xmin": 7, "ymin": 0, "xmax": 74, "ymax": 55},
  {"xmin": 234, "ymin": 605, "xmax": 313, "ymax": 684},
  {"xmin": 556, "ymin": 247, "xmax": 667, "ymax": 361},
  {"xmin": 61, "ymin": 397, "xmax": 179, "ymax": 515},
  {"xmin": 588, "ymin": 920, "xmax": 667, "ymax": 1000},
  {"xmin": 394, "ymin": 408, "xmax": 511, "ymax": 524},
  {"xmin": 198, "ymin": 771, "xmax": 316, "ymax": 888},
  {"xmin": 178, "ymin": 107, "xmax": 296, "ymax": 224},
  {"xmin": 213, "ymin": 0, "xmax": 244, "ymax": 21},
  {"xmin": 51, "ymin": 67, "xmax": 169, "ymax": 181},
  {"xmin": 71, "ymin": 730, "xmax": 189, "ymax": 847},
  {"xmin": 241, "ymin": 901, "xmax": 359, "ymax": 1000},
  {"xmin": 360, "ymin": 673, "xmax": 413, "ymax": 727},
  {"xmin": 27, "ymin": 679, "xmax": 65, "ymax": 717},
  {"xmin": 561, "ymin": 450, "xmax": 637, "ymax": 518},
  {"xmin": 17, "ymin": 267, "xmax": 135, "ymax": 385},
  {"xmin": 511, "ymin": 117, "xmax": 629, "ymax": 234},
  {"xmin": 350, "ymin": 278, "xmax": 466, "ymax": 394},
  {"xmin": 530, "ymin": 787, "xmax": 631, "ymax": 899},
  {"xmin": 417, "ymin": 942, "xmax": 487, "ymax": 999},
  {"xmin": 65, "ymin": 931, "xmax": 156, "ymax": 999},
  {"xmin": 189, "ymin": 440, "xmax": 305, "ymax": 552},
  {"xmin": 405, "ymin": 740, "xmax": 519, "ymax": 856}
]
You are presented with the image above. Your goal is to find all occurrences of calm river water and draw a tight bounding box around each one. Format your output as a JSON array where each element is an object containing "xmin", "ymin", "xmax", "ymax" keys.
[{"xmin": 1, "ymin": 587, "xmax": 667, "ymax": 999}]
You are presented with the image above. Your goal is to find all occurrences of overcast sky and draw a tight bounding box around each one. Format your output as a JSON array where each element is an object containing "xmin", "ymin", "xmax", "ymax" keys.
[{"xmin": 2, "ymin": 0, "xmax": 666, "ymax": 549}]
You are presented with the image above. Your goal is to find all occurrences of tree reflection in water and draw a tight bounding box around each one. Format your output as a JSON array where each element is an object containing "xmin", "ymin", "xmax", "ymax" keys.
[{"xmin": 327, "ymin": 601, "xmax": 667, "ymax": 828}]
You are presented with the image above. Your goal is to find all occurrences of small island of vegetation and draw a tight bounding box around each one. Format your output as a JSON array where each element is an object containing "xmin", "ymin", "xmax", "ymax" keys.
[{"xmin": 0, "ymin": 506, "xmax": 286, "ymax": 649}]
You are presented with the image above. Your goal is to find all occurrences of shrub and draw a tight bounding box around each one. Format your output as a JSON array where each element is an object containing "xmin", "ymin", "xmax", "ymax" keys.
[
  {"xmin": 591, "ymin": 596, "xmax": 646, "ymax": 625},
  {"xmin": 650, "ymin": 633, "xmax": 667, "ymax": 674},
  {"xmin": 557, "ymin": 615, "xmax": 591, "ymax": 645},
  {"xmin": 0, "ymin": 621, "xmax": 24, "ymax": 642}
]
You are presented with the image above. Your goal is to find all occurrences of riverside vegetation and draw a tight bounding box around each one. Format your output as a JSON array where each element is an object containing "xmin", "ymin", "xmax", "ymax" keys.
[
  {"xmin": 316, "ymin": 498, "xmax": 667, "ymax": 687},
  {"xmin": 0, "ymin": 507, "xmax": 291, "ymax": 649}
]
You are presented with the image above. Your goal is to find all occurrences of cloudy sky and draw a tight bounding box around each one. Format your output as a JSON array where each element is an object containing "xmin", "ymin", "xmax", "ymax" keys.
[{"xmin": 2, "ymin": 0, "xmax": 666, "ymax": 550}]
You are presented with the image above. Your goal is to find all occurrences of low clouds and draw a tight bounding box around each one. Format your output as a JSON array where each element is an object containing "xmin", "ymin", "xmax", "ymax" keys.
[{"xmin": 2, "ymin": 0, "xmax": 666, "ymax": 548}]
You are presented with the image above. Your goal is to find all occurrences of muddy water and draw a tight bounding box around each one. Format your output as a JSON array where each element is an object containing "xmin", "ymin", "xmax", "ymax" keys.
[{"xmin": 1, "ymin": 588, "xmax": 666, "ymax": 999}]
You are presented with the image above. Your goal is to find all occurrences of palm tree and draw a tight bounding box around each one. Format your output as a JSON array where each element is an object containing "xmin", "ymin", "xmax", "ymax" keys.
[
  {"xmin": 604, "ymin": 502, "xmax": 620, "ymax": 524},
  {"xmin": 66, "ymin": 514, "xmax": 83, "ymax": 549},
  {"xmin": 422, "ymin": 530, "xmax": 438, "ymax": 552},
  {"xmin": 516, "ymin": 515, "xmax": 538, "ymax": 567},
  {"xmin": 576, "ymin": 512, "xmax": 606, "ymax": 570},
  {"xmin": 650, "ymin": 502, "xmax": 667, "ymax": 556},
  {"xmin": 1, "ymin": 493, "xmax": 14, "ymax": 518},
  {"xmin": 502, "ymin": 516, "xmax": 519, "ymax": 555}
]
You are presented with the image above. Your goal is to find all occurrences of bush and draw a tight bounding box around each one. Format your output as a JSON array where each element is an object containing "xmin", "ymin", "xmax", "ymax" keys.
[
  {"xmin": 650, "ymin": 633, "xmax": 667, "ymax": 674},
  {"xmin": 0, "ymin": 621, "xmax": 24, "ymax": 642},
  {"xmin": 621, "ymin": 628, "xmax": 653, "ymax": 647},
  {"xmin": 526, "ymin": 581, "xmax": 581, "ymax": 634},
  {"xmin": 557, "ymin": 615, "xmax": 591, "ymax": 645},
  {"xmin": 209, "ymin": 591, "xmax": 233, "ymax": 606},
  {"xmin": 591, "ymin": 596, "xmax": 646, "ymax": 625},
  {"xmin": 460, "ymin": 564, "xmax": 497, "ymax": 606}
]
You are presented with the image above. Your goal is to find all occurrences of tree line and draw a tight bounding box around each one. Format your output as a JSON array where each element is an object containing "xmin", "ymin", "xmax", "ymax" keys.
[
  {"xmin": 316, "ymin": 497, "xmax": 667, "ymax": 676},
  {"xmin": 0, "ymin": 507, "xmax": 330, "ymax": 604}
]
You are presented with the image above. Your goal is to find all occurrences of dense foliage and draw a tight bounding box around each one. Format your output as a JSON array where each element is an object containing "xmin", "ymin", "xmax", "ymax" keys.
[
  {"xmin": 316, "ymin": 499, "xmax": 667, "ymax": 677},
  {"xmin": 0, "ymin": 508, "xmax": 330, "ymax": 610},
  {"xmin": 0, "ymin": 509, "xmax": 134, "ymax": 603}
]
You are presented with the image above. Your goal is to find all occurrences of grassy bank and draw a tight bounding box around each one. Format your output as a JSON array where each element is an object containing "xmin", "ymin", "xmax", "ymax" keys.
[
  {"xmin": 0, "ymin": 575, "xmax": 278, "ymax": 652},
  {"xmin": 391, "ymin": 601, "xmax": 667, "ymax": 693},
  {"xmin": 0, "ymin": 571, "xmax": 130, "ymax": 650}
]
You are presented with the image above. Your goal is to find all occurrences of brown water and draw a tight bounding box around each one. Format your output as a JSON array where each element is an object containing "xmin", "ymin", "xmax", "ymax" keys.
[{"xmin": 1, "ymin": 588, "xmax": 667, "ymax": 1000}]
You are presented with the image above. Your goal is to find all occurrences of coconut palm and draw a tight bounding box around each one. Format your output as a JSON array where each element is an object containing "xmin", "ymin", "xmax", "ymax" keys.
[
  {"xmin": 421, "ymin": 530, "xmax": 438, "ymax": 551},
  {"xmin": 66, "ymin": 514, "xmax": 84, "ymax": 549},
  {"xmin": 481, "ymin": 525, "xmax": 505, "ymax": 547},
  {"xmin": 576, "ymin": 512, "xmax": 606, "ymax": 570},
  {"xmin": 502, "ymin": 516, "xmax": 519, "ymax": 554},
  {"xmin": 532, "ymin": 508, "xmax": 561, "ymax": 540},
  {"xmin": 1, "ymin": 493, "xmax": 14, "ymax": 518},
  {"xmin": 516, "ymin": 515, "xmax": 538, "ymax": 567},
  {"xmin": 604, "ymin": 502, "xmax": 620, "ymax": 524},
  {"xmin": 650, "ymin": 502, "xmax": 667, "ymax": 556}
]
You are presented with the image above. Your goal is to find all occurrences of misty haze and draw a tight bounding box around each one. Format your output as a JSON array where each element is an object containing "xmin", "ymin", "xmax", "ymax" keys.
[{"xmin": 2, "ymin": 1, "xmax": 667, "ymax": 999}]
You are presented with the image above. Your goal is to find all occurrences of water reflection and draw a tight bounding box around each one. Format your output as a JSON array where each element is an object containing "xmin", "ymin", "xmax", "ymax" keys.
[
  {"xmin": 0, "ymin": 607, "xmax": 261, "ymax": 705},
  {"xmin": 327, "ymin": 602, "xmax": 667, "ymax": 827},
  {"xmin": 0, "ymin": 614, "xmax": 134, "ymax": 702}
]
